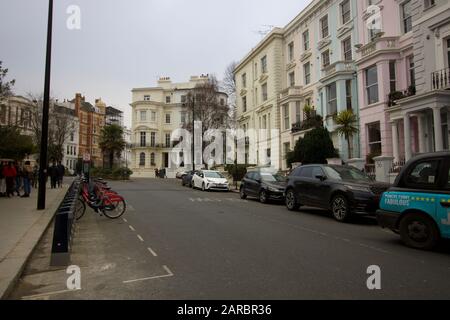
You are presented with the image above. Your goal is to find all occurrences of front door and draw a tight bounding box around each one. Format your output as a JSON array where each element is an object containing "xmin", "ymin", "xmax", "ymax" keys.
[{"xmin": 162, "ymin": 153, "xmax": 169, "ymax": 168}]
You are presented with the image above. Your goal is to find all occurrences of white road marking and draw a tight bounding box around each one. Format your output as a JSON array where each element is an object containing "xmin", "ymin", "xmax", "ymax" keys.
[
  {"xmin": 137, "ymin": 234, "xmax": 144, "ymax": 242},
  {"xmin": 129, "ymin": 225, "xmax": 135, "ymax": 232},
  {"xmin": 122, "ymin": 265, "xmax": 174, "ymax": 284},
  {"xmin": 147, "ymin": 247, "xmax": 158, "ymax": 257},
  {"xmin": 21, "ymin": 289, "xmax": 81, "ymax": 300},
  {"xmin": 122, "ymin": 218, "xmax": 128, "ymax": 223}
]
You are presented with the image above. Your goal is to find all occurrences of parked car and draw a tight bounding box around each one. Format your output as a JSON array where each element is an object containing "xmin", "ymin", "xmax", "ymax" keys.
[
  {"xmin": 192, "ymin": 170, "xmax": 229, "ymax": 191},
  {"xmin": 377, "ymin": 152, "xmax": 450, "ymax": 250},
  {"xmin": 285, "ymin": 164, "xmax": 389, "ymax": 222},
  {"xmin": 240, "ymin": 170, "xmax": 286, "ymax": 203},
  {"xmin": 181, "ymin": 170, "xmax": 196, "ymax": 187}
]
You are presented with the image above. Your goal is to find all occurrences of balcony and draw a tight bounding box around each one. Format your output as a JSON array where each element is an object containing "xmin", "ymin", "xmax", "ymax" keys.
[
  {"xmin": 431, "ymin": 68, "xmax": 450, "ymax": 91},
  {"xmin": 291, "ymin": 111, "xmax": 323, "ymax": 133},
  {"xmin": 321, "ymin": 61, "xmax": 356, "ymax": 80},
  {"xmin": 279, "ymin": 86, "xmax": 302, "ymax": 100},
  {"xmin": 131, "ymin": 143, "xmax": 169, "ymax": 149},
  {"xmin": 387, "ymin": 86, "xmax": 416, "ymax": 107},
  {"xmin": 357, "ymin": 36, "xmax": 398, "ymax": 60}
]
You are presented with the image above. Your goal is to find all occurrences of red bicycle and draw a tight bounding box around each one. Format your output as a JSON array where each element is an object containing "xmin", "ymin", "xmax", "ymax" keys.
[{"xmin": 75, "ymin": 178, "xmax": 126, "ymax": 220}]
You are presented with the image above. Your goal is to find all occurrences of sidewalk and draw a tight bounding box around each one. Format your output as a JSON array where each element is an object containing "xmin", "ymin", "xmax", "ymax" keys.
[{"xmin": 0, "ymin": 183, "xmax": 70, "ymax": 299}]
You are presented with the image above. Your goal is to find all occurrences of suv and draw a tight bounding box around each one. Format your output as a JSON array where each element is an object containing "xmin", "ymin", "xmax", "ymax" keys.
[
  {"xmin": 377, "ymin": 152, "xmax": 450, "ymax": 250},
  {"xmin": 240, "ymin": 170, "xmax": 286, "ymax": 203},
  {"xmin": 285, "ymin": 164, "xmax": 389, "ymax": 222}
]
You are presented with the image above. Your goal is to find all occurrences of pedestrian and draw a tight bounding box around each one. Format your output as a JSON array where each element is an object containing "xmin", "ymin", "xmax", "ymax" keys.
[
  {"xmin": 155, "ymin": 168, "xmax": 159, "ymax": 178},
  {"xmin": 14, "ymin": 161, "xmax": 22, "ymax": 196},
  {"xmin": 21, "ymin": 161, "xmax": 33, "ymax": 198},
  {"xmin": 57, "ymin": 161, "xmax": 65, "ymax": 188},
  {"xmin": 3, "ymin": 162, "xmax": 17, "ymax": 197},
  {"xmin": 48, "ymin": 162, "xmax": 58, "ymax": 189},
  {"xmin": 32, "ymin": 164, "xmax": 39, "ymax": 189},
  {"xmin": 0, "ymin": 161, "xmax": 6, "ymax": 197}
]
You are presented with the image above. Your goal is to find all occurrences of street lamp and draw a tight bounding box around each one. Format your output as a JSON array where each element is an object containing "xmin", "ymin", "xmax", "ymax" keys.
[
  {"xmin": 191, "ymin": 96, "xmax": 195, "ymax": 171},
  {"xmin": 37, "ymin": 0, "xmax": 54, "ymax": 210}
]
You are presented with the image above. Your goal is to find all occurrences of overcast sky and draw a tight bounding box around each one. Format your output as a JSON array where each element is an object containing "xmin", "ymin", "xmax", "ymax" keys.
[{"xmin": 0, "ymin": 0, "xmax": 309, "ymax": 127}]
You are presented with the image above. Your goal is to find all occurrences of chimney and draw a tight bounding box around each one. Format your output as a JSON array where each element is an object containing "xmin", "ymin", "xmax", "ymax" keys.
[{"xmin": 74, "ymin": 93, "xmax": 83, "ymax": 117}]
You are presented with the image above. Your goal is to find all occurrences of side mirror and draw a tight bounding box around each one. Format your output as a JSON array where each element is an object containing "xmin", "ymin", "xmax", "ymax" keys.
[{"xmin": 316, "ymin": 175, "xmax": 327, "ymax": 181}]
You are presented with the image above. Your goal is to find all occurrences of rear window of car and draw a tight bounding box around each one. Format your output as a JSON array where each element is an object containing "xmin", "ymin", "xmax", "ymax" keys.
[{"xmin": 405, "ymin": 160, "xmax": 440, "ymax": 189}]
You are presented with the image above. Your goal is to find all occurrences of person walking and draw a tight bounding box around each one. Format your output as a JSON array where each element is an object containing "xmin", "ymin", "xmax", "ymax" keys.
[
  {"xmin": 57, "ymin": 161, "xmax": 65, "ymax": 188},
  {"xmin": 32, "ymin": 164, "xmax": 39, "ymax": 189},
  {"xmin": 14, "ymin": 161, "xmax": 23, "ymax": 196},
  {"xmin": 155, "ymin": 168, "xmax": 159, "ymax": 179},
  {"xmin": 0, "ymin": 161, "xmax": 6, "ymax": 197},
  {"xmin": 3, "ymin": 162, "xmax": 17, "ymax": 197},
  {"xmin": 48, "ymin": 162, "xmax": 58, "ymax": 189},
  {"xmin": 21, "ymin": 161, "xmax": 32, "ymax": 198}
]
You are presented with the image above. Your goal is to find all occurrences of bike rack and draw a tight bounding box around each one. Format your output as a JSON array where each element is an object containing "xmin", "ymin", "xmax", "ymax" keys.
[{"xmin": 50, "ymin": 178, "xmax": 81, "ymax": 267}]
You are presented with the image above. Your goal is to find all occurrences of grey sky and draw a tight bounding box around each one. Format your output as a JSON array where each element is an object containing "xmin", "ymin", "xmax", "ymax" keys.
[{"xmin": 0, "ymin": 0, "xmax": 309, "ymax": 127}]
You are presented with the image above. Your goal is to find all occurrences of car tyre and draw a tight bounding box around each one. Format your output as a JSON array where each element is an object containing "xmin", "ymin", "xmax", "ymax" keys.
[
  {"xmin": 240, "ymin": 186, "xmax": 247, "ymax": 199},
  {"xmin": 331, "ymin": 194, "xmax": 350, "ymax": 222},
  {"xmin": 399, "ymin": 213, "xmax": 440, "ymax": 250},
  {"xmin": 285, "ymin": 189, "xmax": 299, "ymax": 211},
  {"xmin": 259, "ymin": 190, "xmax": 268, "ymax": 204}
]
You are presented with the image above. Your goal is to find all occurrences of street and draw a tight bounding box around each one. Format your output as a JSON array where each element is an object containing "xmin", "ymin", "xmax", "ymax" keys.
[{"xmin": 10, "ymin": 178, "xmax": 450, "ymax": 300}]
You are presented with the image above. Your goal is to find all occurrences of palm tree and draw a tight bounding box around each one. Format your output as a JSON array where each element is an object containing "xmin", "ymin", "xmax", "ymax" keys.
[
  {"xmin": 334, "ymin": 110, "xmax": 359, "ymax": 159},
  {"xmin": 99, "ymin": 124, "xmax": 126, "ymax": 169}
]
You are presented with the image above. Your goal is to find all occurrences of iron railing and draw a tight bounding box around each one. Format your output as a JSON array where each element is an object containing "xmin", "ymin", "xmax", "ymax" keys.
[{"xmin": 431, "ymin": 67, "xmax": 450, "ymax": 90}]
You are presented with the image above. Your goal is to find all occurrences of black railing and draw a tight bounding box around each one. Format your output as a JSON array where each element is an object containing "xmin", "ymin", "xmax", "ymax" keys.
[
  {"xmin": 388, "ymin": 86, "xmax": 416, "ymax": 107},
  {"xmin": 50, "ymin": 178, "xmax": 82, "ymax": 266},
  {"xmin": 431, "ymin": 68, "xmax": 450, "ymax": 90}
]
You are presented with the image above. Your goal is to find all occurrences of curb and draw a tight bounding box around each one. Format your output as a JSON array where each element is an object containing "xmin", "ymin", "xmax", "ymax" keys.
[{"xmin": 0, "ymin": 187, "xmax": 69, "ymax": 300}]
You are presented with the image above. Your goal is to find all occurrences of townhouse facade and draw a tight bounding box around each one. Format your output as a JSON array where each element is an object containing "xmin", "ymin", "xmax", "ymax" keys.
[
  {"xmin": 54, "ymin": 100, "xmax": 79, "ymax": 174},
  {"xmin": 130, "ymin": 75, "xmax": 228, "ymax": 178},
  {"xmin": 388, "ymin": 0, "xmax": 450, "ymax": 161},
  {"xmin": 235, "ymin": 0, "xmax": 448, "ymax": 170},
  {"xmin": 0, "ymin": 95, "xmax": 34, "ymax": 136}
]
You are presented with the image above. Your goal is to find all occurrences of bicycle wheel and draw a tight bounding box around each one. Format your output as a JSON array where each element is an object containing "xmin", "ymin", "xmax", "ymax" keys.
[
  {"xmin": 103, "ymin": 199, "xmax": 126, "ymax": 219},
  {"xmin": 75, "ymin": 197, "xmax": 86, "ymax": 221}
]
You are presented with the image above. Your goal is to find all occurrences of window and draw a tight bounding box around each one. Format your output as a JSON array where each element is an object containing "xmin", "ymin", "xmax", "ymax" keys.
[
  {"xmin": 389, "ymin": 61, "xmax": 397, "ymax": 93},
  {"xmin": 367, "ymin": 122, "xmax": 382, "ymax": 155},
  {"xmin": 300, "ymin": 166, "xmax": 314, "ymax": 178},
  {"xmin": 166, "ymin": 96, "xmax": 171, "ymax": 104},
  {"xmin": 139, "ymin": 153, "xmax": 145, "ymax": 166},
  {"xmin": 283, "ymin": 104, "xmax": 290, "ymax": 130},
  {"xmin": 262, "ymin": 83, "xmax": 268, "ymax": 102},
  {"xmin": 255, "ymin": 87, "xmax": 258, "ymax": 105},
  {"xmin": 144, "ymin": 95, "xmax": 150, "ymax": 101},
  {"xmin": 165, "ymin": 133, "xmax": 171, "ymax": 148},
  {"xmin": 406, "ymin": 160, "xmax": 440, "ymax": 187},
  {"xmin": 150, "ymin": 153, "xmax": 155, "ymax": 166},
  {"xmin": 424, "ymin": 0, "xmax": 435, "ymax": 9},
  {"xmin": 402, "ymin": 0, "xmax": 412, "ymax": 33},
  {"xmin": 150, "ymin": 132, "xmax": 156, "ymax": 147},
  {"xmin": 242, "ymin": 96, "xmax": 247, "ymax": 113},
  {"xmin": 341, "ymin": 0, "xmax": 351, "ymax": 24},
  {"xmin": 261, "ymin": 56, "xmax": 267, "ymax": 74},
  {"xmin": 165, "ymin": 113, "xmax": 171, "ymax": 124},
  {"xmin": 322, "ymin": 50, "xmax": 330, "ymax": 67},
  {"xmin": 180, "ymin": 112, "xmax": 186, "ymax": 124},
  {"xmin": 242, "ymin": 73, "xmax": 247, "ymax": 88},
  {"xmin": 151, "ymin": 111, "xmax": 156, "ymax": 122},
  {"xmin": 342, "ymin": 37, "xmax": 352, "ymax": 61},
  {"xmin": 346, "ymin": 80, "xmax": 353, "ymax": 110},
  {"xmin": 366, "ymin": 65, "xmax": 379, "ymax": 104},
  {"xmin": 220, "ymin": 98, "xmax": 225, "ymax": 106},
  {"xmin": 181, "ymin": 95, "xmax": 187, "ymax": 104},
  {"xmin": 304, "ymin": 62, "xmax": 311, "ymax": 85},
  {"xmin": 288, "ymin": 42, "xmax": 294, "ymax": 62},
  {"xmin": 303, "ymin": 30, "xmax": 310, "ymax": 51},
  {"xmin": 312, "ymin": 167, "xmax": 325, "ymax": 180},
  {"xmin": 295, "ymin": 101, "xmax": 301, "ymax": 123},
  {"xmin": 289, "ymin": 72, "xmax": 295, "ymax": 87},
  {"xmin": 140, "ymin": 110, "xmax": 147, "ymax": 121},
  {"xmin": 447, "ymin": 39, "xmax": 450, "ymax": 67},
  {"xmin": 254, "ymin": 62, "xmax": 258, "ymax": 78},
  {"xmin": 408, "ymin": 55, "xmax": 416, "ymax": 87},
  {"xmin": 327, "ymin": 83, "xmax": 337, "ymax": 115},
  {"xmin": 70, "ymin": 133, "xmax": 74, "ymax": 142},
  {"xmin": 140, "ymin": 132, "xmax": 146, "ymax": 147},
  {"xmin": 320, "ymin": 15, "xmax": 329, "ymax": 38},
  {"xmin": 0, "ymin": 105, "xmax": 6, "ymax": 123}
]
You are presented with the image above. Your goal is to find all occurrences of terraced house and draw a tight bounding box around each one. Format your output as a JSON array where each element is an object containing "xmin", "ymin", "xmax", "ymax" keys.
[{"xmin": 388, "ymin": 0, "xmax": 450, "ymax": 162}]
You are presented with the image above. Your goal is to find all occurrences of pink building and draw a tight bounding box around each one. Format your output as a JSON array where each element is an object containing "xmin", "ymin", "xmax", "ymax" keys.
[{"xmin": 355, "ymin": 0, "xmax": 415, "ymax": 162}]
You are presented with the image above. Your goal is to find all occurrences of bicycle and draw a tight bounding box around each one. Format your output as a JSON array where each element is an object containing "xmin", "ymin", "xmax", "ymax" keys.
[{"xmin": 75, "ymin": 177, "xmax": 126, "ymax": 220}]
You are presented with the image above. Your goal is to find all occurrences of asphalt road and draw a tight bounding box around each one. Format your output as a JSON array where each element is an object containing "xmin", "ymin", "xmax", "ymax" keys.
[{"xmin": 11, "ymin": 178, "xmax": 450, "ymax": 300}]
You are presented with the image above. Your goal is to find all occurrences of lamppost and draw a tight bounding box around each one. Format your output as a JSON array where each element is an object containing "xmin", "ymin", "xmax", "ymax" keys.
[
  {"xmin": 37, "ymin": 0, "xmax": 54, "ymax": 210},
  {"xmin": 191, "ymin": 96, "xmax": 195, "ymax": 171}
]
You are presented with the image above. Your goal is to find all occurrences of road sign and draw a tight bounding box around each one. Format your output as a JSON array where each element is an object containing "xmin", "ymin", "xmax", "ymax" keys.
[{"xmin": 83, "ymin": 154, "xmax": 91, "ymax": 162}]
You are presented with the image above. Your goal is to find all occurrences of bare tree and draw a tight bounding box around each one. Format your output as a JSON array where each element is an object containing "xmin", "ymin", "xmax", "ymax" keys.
[
  {"xmin": 222, "ymin": 62, "xmax": 238, "ymax": 129},
  {"xmin": 27, "ymin": 93, "xmax": 76, "ymax": 162},
  {"xmin": 0, "ymin": 61, "xmax": 15, "ymax": 100}
]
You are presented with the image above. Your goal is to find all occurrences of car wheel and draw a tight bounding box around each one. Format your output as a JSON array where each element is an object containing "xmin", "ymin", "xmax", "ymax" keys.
[
  {"xmin": 331, "ymin": 195, "xmax": 350, "ymax": 222},
  {"xmin": 399, "ymin": 213, "xmax": 440, "ymax": 250},
  {"xmin": 240, "ymin": 186, "xmax": 247, "ymax": 199},
  {"xmin": 285, "ymin": 189, "xmax": 299, "ymax": 211},
  {"xmin": 259, "ymin": 190, "xmax": 268, "ymax": 204}
]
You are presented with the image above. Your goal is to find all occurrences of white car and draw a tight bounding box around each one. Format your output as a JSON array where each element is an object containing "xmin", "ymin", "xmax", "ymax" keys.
[{"xmin": 192, "ymin": 170, "xmax": 229, "ymax": 191}]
